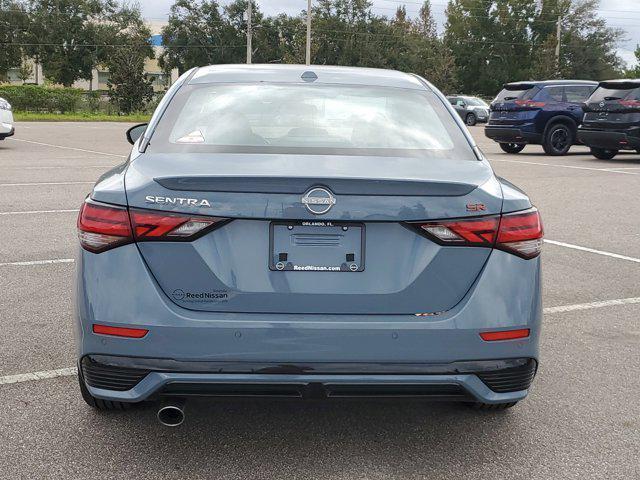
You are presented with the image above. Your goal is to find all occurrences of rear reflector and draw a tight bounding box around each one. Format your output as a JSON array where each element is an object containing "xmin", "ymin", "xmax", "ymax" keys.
[
  {"xmin": 77, "ymin": 199, "xmax": 229, "ymax": 253},
  {"xmin": 408, "ymin": 208, "xmax": 543, "ymax": 259},
  {"xmin": 93, "ymin": 324, "xmax": 148, "ymax": 338},
  {"xmin": 480, "ymin": 329, "xmax": 530, "ymax": 341}
]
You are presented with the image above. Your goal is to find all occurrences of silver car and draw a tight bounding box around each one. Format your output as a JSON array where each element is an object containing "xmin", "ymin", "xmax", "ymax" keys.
[{"xmin": 447, "ymin": 95, "xmax": 490, "ymax": 125}]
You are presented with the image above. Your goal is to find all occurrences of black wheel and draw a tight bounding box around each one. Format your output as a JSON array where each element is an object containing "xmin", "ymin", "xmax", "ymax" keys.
[
  {"xmin": 465, "ymin": 113, "xmax": 477, "ymax": 126},
  {"xmin": 499, "ymin": 143, "xmax": 526, "ymax": 154},
  {"xmin": 78, "ymin": 371, "xmax": 132, "ymax": 411},
  {"xmin": 590, "ymin": 147, "xmax": 618, "ymax": 160},
  {"xmin": 542, "ymin": 123, "xmax": 574, "ymax": 155},
  {"xmin": 467, "ymin": 401, "xmax": 518, "ymax": 410}
]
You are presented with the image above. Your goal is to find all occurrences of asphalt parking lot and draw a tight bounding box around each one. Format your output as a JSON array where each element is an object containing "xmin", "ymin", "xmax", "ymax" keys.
[{"xmin": 1, "ymin": 122, "xmax": 638, "ymax": 479}]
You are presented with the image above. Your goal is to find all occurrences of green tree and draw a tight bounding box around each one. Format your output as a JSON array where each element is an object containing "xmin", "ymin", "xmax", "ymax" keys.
[
  {"xmin": 159, "ymin": 0, "xmax": 244, "ymax": 74},
  {"xmin": 106, "ymin": 48, "xmax": 153, "ymax": 114},
  {"xmin": 624, "ymin": 45, "xmax": 640, "ymax": 79},
  {"xmin": 102, "ymin": 6, "xmax": 154, "ymax": 113},
  {"xmin": 17, "ymin": 60, "xmax": 33, "ymax": 83},
  {"xmin": 24, "ymin": 0, "xmax": 118, "ymax": 87},
  {"xmin": 445, "ymin": 0, "xmax": 538, "ymax": 96},
  {"xmin": 558, "ymin": 0, "xmax": 624, "ymax": 80},
  {"xmin": 0, "ymin": 1, "xmax": 29, "ymax": 80}
]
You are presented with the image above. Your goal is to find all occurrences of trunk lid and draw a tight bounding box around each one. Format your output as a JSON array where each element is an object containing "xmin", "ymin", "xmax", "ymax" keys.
[{"xmin": 124, "ymin": 153, "xmax": 503, "ymax": 315}]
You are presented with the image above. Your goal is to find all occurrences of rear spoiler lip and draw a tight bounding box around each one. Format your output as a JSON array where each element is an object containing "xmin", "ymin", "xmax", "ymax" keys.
[
  {"xmin": 153, "ymin": 176, "xmax": 478, "ymax": 197},
  {"xmin": 598, "ymin": 80, "xmax": 640, "ymax": 90}
]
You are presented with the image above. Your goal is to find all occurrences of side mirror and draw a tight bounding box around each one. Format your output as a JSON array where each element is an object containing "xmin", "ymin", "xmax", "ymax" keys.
[{"xmin": 126, "ymin": 123, "xmax": 148, "ymax": 145}]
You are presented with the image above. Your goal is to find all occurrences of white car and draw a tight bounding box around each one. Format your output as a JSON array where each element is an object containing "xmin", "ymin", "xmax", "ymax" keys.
[{"xmin": 0, "ymin": 97, "xmax": 14, "ymax": 140}]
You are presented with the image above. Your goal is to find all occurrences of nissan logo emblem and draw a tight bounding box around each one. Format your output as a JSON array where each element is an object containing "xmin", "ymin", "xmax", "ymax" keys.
[
  {"xmin": 599, "ymin": 101, "xmax": 605, "ymax": 107},
  {"xmin": 301, "ymin": 187, "xmax": 336, "ymax": 215}
]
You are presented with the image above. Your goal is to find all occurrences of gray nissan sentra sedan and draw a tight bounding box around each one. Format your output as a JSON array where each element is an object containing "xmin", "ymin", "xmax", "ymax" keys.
[{"xmin": 75, "ymin": 65, "xmax": 543, "ymax": 425}]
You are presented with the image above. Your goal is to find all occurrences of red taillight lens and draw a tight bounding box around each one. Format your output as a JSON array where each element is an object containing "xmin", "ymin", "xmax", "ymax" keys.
[
  {"xmin": 619, "ymin": 99, "xmax": 640, "ymax": 108},
  {"xmin": 496, "ymin": 208, "xmax": 544, "ymax": 259},
  {"xmin": 408, "ymin": 207, "xmax": 543, "ymax": 259},
  {"xmin": 514, "ymin": 99, "xmax": 545, "ymax": 108},
  {"xmin": 78, "ymin": 200, "xmax": 228, "ymax": 253},
  {"xmin": 129, "ymin": 209, "xmax": 226, "ymax": 240},
  {"xmin": 480, "ymin": 329, "xmax": 530, "ymax": 341},
  {"xmin": 93, "ymin": 324, "xmax": 148, "ymax": 338},
  {"xmin": 418, "ymin": 216, "xmax": 499, "ymax": 246},
  {"xmin": 77, "ymin": 201, "xmax": 133, "ymax": 253}
]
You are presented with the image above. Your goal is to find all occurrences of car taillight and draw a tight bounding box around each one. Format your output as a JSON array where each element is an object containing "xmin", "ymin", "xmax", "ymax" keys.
[
  {"xmin": 129, "ymin": 209, "xmax": 227, "ymax": 240},
  {"xmin": 417, "ymin": 216, "xmax": 499, "ymax": 246},
  {"xmin": 514, "ymin": 99, "xmax": 545, "ymax": 108},
  {"xmin": 77, "ymin": 201, "xmax": 133, "ymax": 253},
  {"xmin": 408, "ymin": 207, "xmax": 543, "ymax": 259},
  {"xmin": 78, "ymin": 199, "xmax": 229, "ymax": 253},
  {"xmin": 619, "ymin": 99, "xmax": 640, "ymax": 108},
  {"xmin": 495, "ymin": 208, "xmax": 544, "ymax": 259}
]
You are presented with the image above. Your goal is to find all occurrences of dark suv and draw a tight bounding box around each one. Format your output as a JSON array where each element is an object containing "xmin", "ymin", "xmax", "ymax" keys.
[
  {"xmin": 485, "ymin": 80, "xmax": 597, "ymax": 155},
  {"xmin": 578, "ymin": 79, "xmax": 640, "ymax": 159}
]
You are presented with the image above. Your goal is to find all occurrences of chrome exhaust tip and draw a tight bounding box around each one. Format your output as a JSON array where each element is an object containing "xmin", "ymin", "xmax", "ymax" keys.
[{"xmin": 157, "ymin": 397, "xmax": 186, "ymax": 427}]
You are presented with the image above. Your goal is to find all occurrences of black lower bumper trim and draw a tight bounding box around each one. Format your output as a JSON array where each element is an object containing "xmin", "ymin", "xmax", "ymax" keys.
[
  {"xmin": 484, "ymin": 126, "xmax": 542, "ymax": 144},
  {"xmin": 81, "ymin": 355, "xmax": 537, "ymax": 395},
  {"xmin": 161, "ymin": 381, "xmax": 472, "ymax": 400},
  {"xmin": 476, "ymin": 358, "xmax": 537, "ymax": 392},
  {"xmin": 577, "ymin": 129, "xmax": 640, "ymax": 150}
]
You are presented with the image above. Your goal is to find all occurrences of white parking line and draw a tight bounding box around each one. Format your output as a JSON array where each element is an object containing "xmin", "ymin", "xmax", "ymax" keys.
[
  {"xmin": 0, "ymin": 181, "xmax": 93, "ymax": 187},
  {"xmin": 0, "ymin": 258, "xmax": 74, "ymax": 267},
  {"xmin": 0, "ymin": 209, "xmax": 78, "ymax": 216},
  {"xmin": 7, "ymin": 138, "xmax": 127, "ymax": 158},
  {"xmin": 0, "ymin": 367, "xmax": 77, "ymax": 386},
  {"xmin": 544, "ymin": 297, "xmax": 640, "ymax": 314},
  {"xmin": 1, "ymin": 296, "xmax": 639, "ymax": 387},
  {"xmin": 545, "ymin": 240, "xmax": 640, "ymax": 263},
  {"xmin": 18, "ymin": 166, "xmax": 112, "ymax": 170},
  {"xmin": 491, "ymin": 158, "xmax": 640, "ymax": 175}
]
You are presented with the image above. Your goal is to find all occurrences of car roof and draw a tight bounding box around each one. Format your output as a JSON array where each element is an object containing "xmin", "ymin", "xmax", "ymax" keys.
[
  {"xmin": 189, "ymin": 64, "xmax": 427, "ymax": 90},
  {"xmin": 504, "ymin": 79, "xmax": 598, "ymax": 88}
]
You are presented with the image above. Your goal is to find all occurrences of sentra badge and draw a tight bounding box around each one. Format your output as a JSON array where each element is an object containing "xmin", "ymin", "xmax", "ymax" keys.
[{"xmin": 145, "ymin": 196, "xmax": 211, "ymax": 207}]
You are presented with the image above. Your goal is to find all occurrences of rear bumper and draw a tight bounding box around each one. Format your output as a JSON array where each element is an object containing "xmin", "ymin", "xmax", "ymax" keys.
[
  {"xmin": 0, "ymin": 126, "xmax": 14, "ymax": 139},
  {"xmin": 484, "ymin": 126, "xmax": 541, "ymax": 144},
  {"xmin": 80, "ymin": 355, "xmax": 536, "ymax": 404},
  {"xmin": 577, "ymin": 128, "xmax": 640, "ymax": 150},
  {"xmin": 75, "ymin": 245, "xmax": 542, "ymax": 403}
]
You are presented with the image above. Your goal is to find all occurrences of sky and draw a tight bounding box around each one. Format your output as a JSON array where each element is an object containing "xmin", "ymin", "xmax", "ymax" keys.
[{"xmin": 137, "ymin": 0, "xmax": 639, "ymax": 67}]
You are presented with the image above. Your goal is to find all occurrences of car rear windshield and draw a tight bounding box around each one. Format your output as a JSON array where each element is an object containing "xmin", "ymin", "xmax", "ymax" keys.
[
  {"xmin": 149, "ymin": 83, "xmax": 476, "ymax": 160},
  {"xmin": 589, "ymin": 84, "xmax": 640, "ymax": 102},
  {"xmin": 494, "ymin": 85, "xmax": 538, "ymax": 102}
]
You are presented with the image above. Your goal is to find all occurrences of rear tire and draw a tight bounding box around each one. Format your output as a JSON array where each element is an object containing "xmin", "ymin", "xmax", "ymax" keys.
[
  {"xmin": 465, "ymin": 113, "xmax": 477, "ymax": 126},
  {"xmin": 467, "ymin": 401, "xmax": 518, "ymax": 410},
  {"xmin": 543, "ymin": 123, "xmax": 574, "ymax": 156},
  {"xmin": 499, "ymin": 143, "xmax": 526, "ymax": 154},
  {"xmin": 78, "ymin": 371, "xmax": 132, "ymax": 411},
  {"xmin": 590, "ymin": 147, "xmax": 618, "ymax": 160}
]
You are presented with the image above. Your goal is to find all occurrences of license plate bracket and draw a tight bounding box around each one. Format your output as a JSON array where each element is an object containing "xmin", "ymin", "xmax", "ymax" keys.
[{"xmin": 269, "ymin": 221, "xmax": 365, "ymax": 272}]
